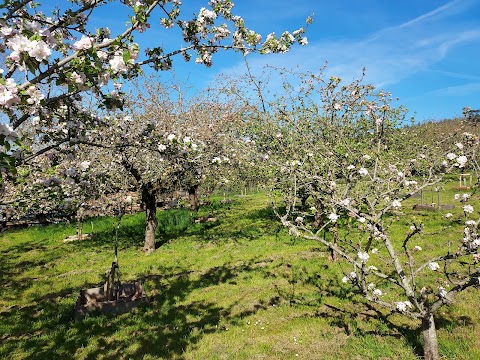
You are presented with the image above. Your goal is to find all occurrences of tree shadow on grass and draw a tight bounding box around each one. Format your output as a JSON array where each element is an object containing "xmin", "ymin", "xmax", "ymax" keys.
[
  {"xmin": 286, "ymin": 271, "xmax": 476, "ymax": 359},
  {"xmin": 0, "ymin": 259, "xmax": 265, "ymax": 360}
]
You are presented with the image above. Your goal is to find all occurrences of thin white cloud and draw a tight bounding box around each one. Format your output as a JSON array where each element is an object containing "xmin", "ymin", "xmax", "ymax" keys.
[
  {"xmin": 211, "ymin": 0, "xmax": 480, "ymax": 91},
  {"xmin": 429, "ymin": 82, "xmax": 480, "ymax": 96},
  {"xmin": 391, "ymin": 0, "xmax": 464, "ymax": 30}
]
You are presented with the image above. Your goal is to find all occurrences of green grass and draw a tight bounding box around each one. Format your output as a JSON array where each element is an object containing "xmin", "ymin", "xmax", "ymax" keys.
[{"xmin": 0, "ymin": 190, "xmax": 479, "ymax": 359}]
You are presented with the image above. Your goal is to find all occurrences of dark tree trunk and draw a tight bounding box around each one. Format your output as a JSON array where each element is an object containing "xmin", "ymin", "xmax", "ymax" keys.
[
  {"xmin": 188, "ymin": 185, "xmax": 199, "ymax": 212},
  {"xmin": 1, "ymin": 211, "xmax": 7, "ymax": 230},
  {"xmin": 142, "ymin": 184, "xmax": 157, "ymax": 253},
  {"xmin": 331, "ymin": 223, "xmax": 338, "ymax": 261},
  {"xmin": 422, "ymin": 312, "xmax": 440, "ymax": 360},
  {"xmin": 312, "ymin": 200, "xmax": 325, "ymax": 228},
  {"xmin": 300, "ymin": 194, "xmax": 309, "ymax": 211}
]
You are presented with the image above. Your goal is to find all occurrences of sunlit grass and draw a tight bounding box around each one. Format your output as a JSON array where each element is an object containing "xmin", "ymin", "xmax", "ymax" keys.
[{"xmin": 0, "ymin": 187, "xmax": 479, "ymax": 359}]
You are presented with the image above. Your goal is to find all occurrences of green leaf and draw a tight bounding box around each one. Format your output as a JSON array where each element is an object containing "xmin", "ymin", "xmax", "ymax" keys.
[{"xmin": 123, "ymin": 51, "xmax": 131, "ymax": 63}]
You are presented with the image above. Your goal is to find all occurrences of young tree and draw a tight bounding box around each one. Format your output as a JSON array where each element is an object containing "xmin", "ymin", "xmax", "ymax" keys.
[{"xmin": 223, "ymin": 66, "xmax": 480, "ymax": 360}]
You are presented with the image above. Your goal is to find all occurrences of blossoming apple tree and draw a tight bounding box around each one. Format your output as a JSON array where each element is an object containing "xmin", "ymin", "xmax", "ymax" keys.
[
  {"xmin": 221, "ymin": 66, "xmax": 480, "ymax": 360},
  {"xmin": 81, "ymin": 76, "xmax": 245, "ymax": 252},
  {"xmin": 0, "ymin": 0, "xmax": 310, "ymax": 182}
]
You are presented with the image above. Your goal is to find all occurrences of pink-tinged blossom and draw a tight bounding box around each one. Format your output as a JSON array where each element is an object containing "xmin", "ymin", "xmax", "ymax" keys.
[
  {"xmin": 97, "ymin": 50, "xmax": 108, "ymax": 60},
  {"xmin": 73, "ymin": 36, "xmax": 94, "ymax": 50},
  {"xmin": 0, "ymin": 78, "xmax": 20, "ymax": 108},
  {"xmin": 69, "ymin": 72, "xmax": 86, "ymax": 85},
  {"xmin": 0, "ymin": 27, "xmax": 13, "ymax": 36},
  {"xmin": 25, "ymin": 85, "xmax": 44, "ymax": 105},
  {"xmin": 6, "ymin": 34, "xmax": 29, "ymax": 52},
  {"xmin": 26, "ymin": 40, "xmax": 52, "ymax": 62},
  {"xmin": 109, "ymin": 55, "xmax": 128, "ymax": 73},
  {"xmin": 0, "ymin": 123, "xmax": 17, "ymax": 141}
]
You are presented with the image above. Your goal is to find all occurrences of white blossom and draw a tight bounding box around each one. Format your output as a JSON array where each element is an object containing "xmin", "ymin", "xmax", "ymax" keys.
[
  {"xmin": 109, "ymin": 55, "xmax": 128, "ymax": 73},
  {"xmin": 463, "ymin": 205, "xmax": 474, "ymax": 214},
  {"xmin": 26, "ymin": 40, "xmax": 52, "ymax": 61},
  {"xmin": 79, "ymin": 161, "xmax": 90, "ymax": 171},
  {"xmin": 357, "ymin": 251, "xmax": 370, "ymax": 263},
  {"xmin": 456, "ymin": 155, "xmax": 468, "ymax": 167},
  {"xmin": 437, "ymin": 287, "xmax": 447, "ymax": 298},
  {"xmin": 446, "ymin": 153, "xmax": 457, "ymax": 161},
  {"xmin": 428, "ymin": 262, "xmax": 440, "ymax": 271},
  {"xmin": 339, "ymin": 198, "xmax": 350, "ymax": 207},
  {"xmin": 358, "ymin": 167, "xmax": 368, "ymax": 176},
  {"xmin": 73, "ymin": 35, "xmax": 94, "ymax": 50},
  {"xmin": 391, "ymin": 199, "xmax": 402, "ymax": 209},
  {"xmin": 328, "ymin": 213, "xmax": 338, "ymax": 222}
]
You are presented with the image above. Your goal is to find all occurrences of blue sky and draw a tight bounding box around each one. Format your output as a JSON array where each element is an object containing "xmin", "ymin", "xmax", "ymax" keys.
[{"xmin": 87, "ymin": 1, "xmax": 480, "ymax": 121}]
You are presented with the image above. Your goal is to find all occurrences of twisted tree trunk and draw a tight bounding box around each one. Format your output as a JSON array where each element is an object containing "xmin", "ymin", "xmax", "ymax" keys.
[{"xmin": 422, "ymin": 312, "xmax": 440, "ymax": 360}]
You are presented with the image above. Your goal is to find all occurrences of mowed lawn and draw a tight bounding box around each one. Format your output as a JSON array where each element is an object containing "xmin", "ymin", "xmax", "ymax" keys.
[{"xmin": 1, "ymin": 185, "xmax": 479, "ymax": 359}]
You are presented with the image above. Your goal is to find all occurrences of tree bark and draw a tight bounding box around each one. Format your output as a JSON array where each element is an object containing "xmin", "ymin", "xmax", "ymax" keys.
[
  {"xmin": 312, "ymin": 200, "xmax": 325, "ymax": 228},
  {"xmin": 188, "ymin": 185, "xmax": 199, "ymax": 212},
  {"xmin": 142, "ymin": 184, "xmax": 157, "ymax": 253},
  {"xmin": 422, "ymin": 312, "xmax": 440, "ymax": 360},
  {"xmin": 75, "ymin": 208, "xmax": 83, "ymax": 240}
]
